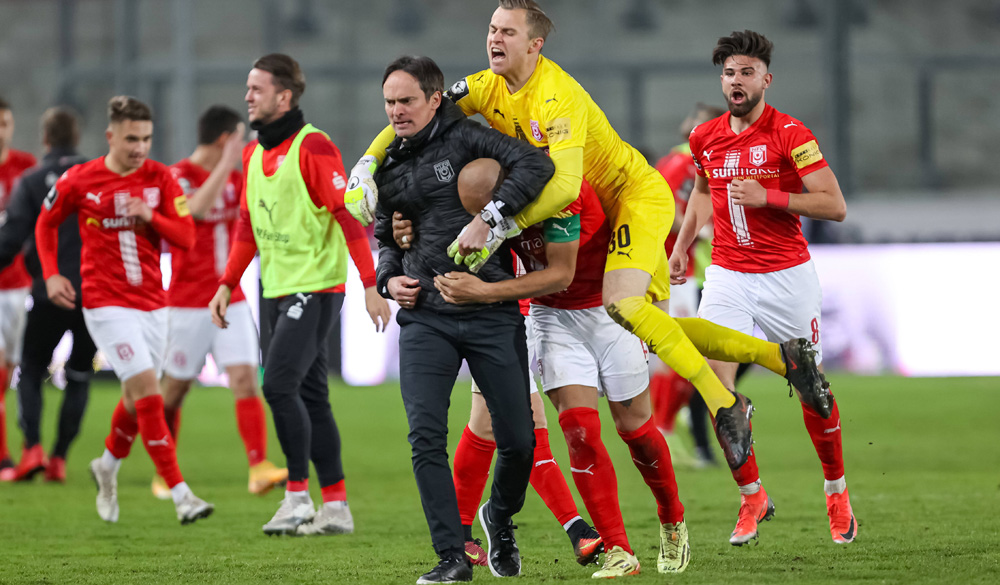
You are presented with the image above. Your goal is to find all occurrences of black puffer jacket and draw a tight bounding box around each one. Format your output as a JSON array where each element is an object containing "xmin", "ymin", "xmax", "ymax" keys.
[
  {"xmin": 374, "ymin": 99, "xmax": 554, "ymax": 314},
  {"xmin": 0, "ymin": 148, "xmax": 87, "ymax": 301}
]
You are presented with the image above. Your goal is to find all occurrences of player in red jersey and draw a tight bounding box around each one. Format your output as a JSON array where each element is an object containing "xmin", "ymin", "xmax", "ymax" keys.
[
  {"xmin": 210, "ymin": 54, "xmax": 390, "ymax": 536},
  {"xmin": 0, "ymin": 97, "xmax": 37, "ymax": 478},
  {"xmin": 35, "ymin": 96, "xmax": 214, "ymax": 524},
  {"xmin": 426, "ymin": 162, "xmax": 691, "ymax": 576},
  {"xmin": 147, "ymin": 105, "xmax": 288, "ymax": 500},
  {"xmin": 671, "ymin": 30, "xmax": 854, "ymax": 545}
]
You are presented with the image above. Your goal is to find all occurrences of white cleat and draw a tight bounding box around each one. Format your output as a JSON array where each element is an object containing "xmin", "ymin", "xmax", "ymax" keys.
[
  {"xmin": 89, "ymin": 458, "xmax": 119, "ymax": 523},
  {"xmin": 295, "ymin": 503, "xmax": 354, "ymax": 536},
  {"xmin": 263, "ymin": 492, "xmax": 315, "ymax": 535},
  {"xmin": 176, "ymin": 491, "xmax": 215, "ymax": 525}
]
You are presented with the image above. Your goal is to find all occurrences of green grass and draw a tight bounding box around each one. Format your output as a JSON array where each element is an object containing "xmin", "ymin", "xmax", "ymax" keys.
[{"xmin": 2, "ymin": 374, "xmax": 998, "ymax": 584}]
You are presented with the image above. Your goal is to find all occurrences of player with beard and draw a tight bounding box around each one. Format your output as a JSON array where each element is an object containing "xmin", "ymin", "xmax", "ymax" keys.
[
  {"xmin": 670, "ymin": 30, "xmax": 854, "ymax": 546},
  {"xmin": 0, "ymin": 97, "xmax": 37, "ymax": 478},
  {"xmin": 210, "ymin": 54, "xmax": 391, "ymax": 536},
  {"xmin": 346, "ymin": 0, "xmax": 832, "ymax": 478},
  {"xmin": 36, "ymin": 96, "xmax": 213, "ymax": 524}
]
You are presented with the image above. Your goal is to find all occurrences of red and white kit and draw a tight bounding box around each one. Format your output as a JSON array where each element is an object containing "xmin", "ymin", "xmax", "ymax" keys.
[
  {"xmin": 165, "ymin": 159, "xmax": 256, "ymax": 379},
  {"xmin": 689, "ymin": 104, "xmax": 828, "ymax": 359},
  {"xmin": 0, "ymin": 149, "xmax": 36, "ymax": 362},
  {"xmin": 518, "ymin": 182, "xmax": 648, "ymax": 400},
  {"xmin": 36, "ymin": 157, "xmax": 195, "ymax": 380}
]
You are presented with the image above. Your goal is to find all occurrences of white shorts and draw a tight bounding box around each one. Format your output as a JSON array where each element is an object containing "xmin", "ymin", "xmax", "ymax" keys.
[
  {"xmin": 471, "ymin": 315, "xmax": 540, "ymax": 395},
  {"xmin": 83, "ymin": 306, "xmax": 168, "ymax": 382},
  {"xmin": 530, "ymin": 304, "xmax": 649, "ymax": 402},
  {"xmin": 667, "ymin": 279, "xmax": 699, "ymax": 319},
  {"xmin": 163, "ymin": 302, "xmax": 259, "ymax": 380},
  {"xmin": 0, "ymin": 288, "xmax": 28, "ymax": 364},
  {"xmin": 699, "ymin": 260, "xmax": 824, "ymax": 363}
]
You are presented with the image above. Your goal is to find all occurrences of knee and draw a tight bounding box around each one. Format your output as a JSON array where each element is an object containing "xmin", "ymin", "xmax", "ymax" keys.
[
  {"xmin": 227, "ymin": 366, "xmax": 258, "ymax": 400},
  {"xmin": 604, "ymin": 296, "xmax": 645, "ymax": 331},
  {"xmin": 496, "ymin": 430, "xmax": 535, "ymax": 466}
]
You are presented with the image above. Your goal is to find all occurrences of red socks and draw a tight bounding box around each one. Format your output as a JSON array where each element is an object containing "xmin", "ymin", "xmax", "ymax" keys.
[
  {"xmin": 453, "ymin": 425, "xmax": 496, "ymax": 526},
  {"xmin": 558, "ymin": 407, "xmax": 631, "ymax": 554},
  {"xmin": 650, "ymin": 369, "xmax": 695, "ymax": 434},
  {"xmin": 529, "ymin": 428, "xmax": 580, "ymax": 526},
  {"xmin": 135, "ymin": 395, "xmax": 184, "ymax": 488},
  {"xmin": 0, "ymin": 366, "xmax": 8, "ymax": 460},
  {"xmin": 287, "ymin": 479, "xmax": 308, "ymax": 492},
  {"xmin": 104, "ymin": 399, "xmax": 138, "ymax": 459},
  {"xmin": 321, "ymin": 479, "xmax": 347, "ymax": 503},
  {"xmin": 235, "ymin": 396, "xmax": 268, "ymax": 466},
  {"xmin": 618, "ymin": 418, "xmax": 684, "ymax": 524},
  {"xmin": 802, "ymin": 394, "xmax": 845, "ymax": 480}
]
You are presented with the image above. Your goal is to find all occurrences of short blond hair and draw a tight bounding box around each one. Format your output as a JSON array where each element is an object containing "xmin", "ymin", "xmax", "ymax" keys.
[{"xmin": 498, "ymin": 0, "xmax": 553, "ymax": 41}]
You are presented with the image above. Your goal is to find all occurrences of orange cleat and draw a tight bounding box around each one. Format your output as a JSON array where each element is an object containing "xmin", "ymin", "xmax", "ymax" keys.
[
  {"xmin": 8, "ymin": 444, "xmax": 47, "ymax": 482},
  {"xmin": 249, "ymin": 460, "xmax": 289, "ymax": 495},
  {"xmin": 45, "ymin": 456, "xmax": 67, "ymax": 483},
  {"xmin": 827, "ymin": 489, "xmax": 857, "ymax": 544},
  {"xmin": 729, "ymin": 485, "xmax": 775, "ymax": 545}
]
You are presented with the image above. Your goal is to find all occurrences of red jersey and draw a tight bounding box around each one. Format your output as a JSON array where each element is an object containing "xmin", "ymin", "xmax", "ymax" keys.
[
  {"xmin": 167, "ymin": 159, "xmax": 246, "ymax": 308},
  {"xmin": 516, "ymin": 180, "xmax": 608, "ymax": 311},
  {"xmin": 0, "ymin": 149, "xmax": 37, "ymax": 289},
  {"xmin": 220, "ymin": 129, "xmax": 376, "ymax": 294},
  {"xmin": 689, "ymin": 104, "xmax": 828, "ymax": 273},
  {"xmin": 36, "ymin": 157, "xmax": 195, "ymax": 311},
  {"xmin": 655, "ymin": 144, "xmax": 697, "ymax": 278}
]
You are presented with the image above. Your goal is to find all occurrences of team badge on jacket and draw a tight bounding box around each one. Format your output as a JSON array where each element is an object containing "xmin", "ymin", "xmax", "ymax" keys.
[{"xmin": 434, "ymin": 160, "xmax": 455, "ymax": 183}]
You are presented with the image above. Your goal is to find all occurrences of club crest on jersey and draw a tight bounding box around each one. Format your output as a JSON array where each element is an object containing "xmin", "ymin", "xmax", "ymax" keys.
[
  {"xmin": 143, "ymin": 187, "xmax": 161, "ymax": 208},
  {"xmin": 530, "ymin": 120, "xmax": 543, "ymax": 142},
  {"xmin": 434, "ymin": 160, "xmax": 455, "ymax": 183},
  {"xmin": 750, "ymin": 145, "xmax": 767, "ymax": 167}
]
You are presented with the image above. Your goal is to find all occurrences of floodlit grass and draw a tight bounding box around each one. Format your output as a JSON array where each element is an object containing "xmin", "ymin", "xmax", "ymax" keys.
[{"xmin": 2, "ymin": 373, "xmax": 998, "ymax": 584}]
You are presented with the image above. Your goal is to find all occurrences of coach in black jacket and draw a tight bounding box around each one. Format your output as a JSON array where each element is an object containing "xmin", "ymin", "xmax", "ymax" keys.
[
  {"xmin": 0, "ymin": 108, "xmax": 95, "ymax": 480},
  {"xmin": 373, "ymin": 56, "xmax": 553, "ymax": 581}
]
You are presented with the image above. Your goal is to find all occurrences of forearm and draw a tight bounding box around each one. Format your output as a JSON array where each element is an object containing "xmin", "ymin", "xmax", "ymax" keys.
[
  {"xmin": 514, "ymin": 147, "xmax": 583, "ymax": 228},
  {"xmin": 675, "ymin": 188, "xmax": 712, "ymax": 252},
  {"xmin": 150, "ymin": 212, "xmax": 196, "ymax": 250},
  {"xmin": 475, "ymin": 268, "xmax": 572, "ymax": 303},
  {"xmin": 186, "ymin": 166, "xmax": 234, "ymax": 218},
  {"xmin": 363, "ymin": 125, "xmax": 397, "ymax": 164},
  {"xmin": 220, "ymin": 239, "xmax": 257, "ymax": 290},
  {"xmin": 785, "ymin": 190, "xmax": 847, "ymax": 222},
  {"xmin": 34, "ymin": 217, "xmax": 61, "ymax": 279}
]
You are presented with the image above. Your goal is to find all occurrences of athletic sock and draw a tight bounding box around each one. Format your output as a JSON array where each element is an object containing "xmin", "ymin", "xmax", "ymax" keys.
[
  {"xmin": 134, "ymin": 395, "xmax": 184, "ymax": 488},
  {"xmin": 558, "ymin": 407, "xmax": 631, "ymax": 554},
  {"xmin": 104, "ymin": 399, "xmax": 138, "ymax": 459},
  {"xmin": 100, "ymin": 449, "xmax": 122, "ymax": 473},
  {"xmin": 321, "ymin": 479, "xmax": 347, "ymax": 504},
  {"xmin": 529, "ymin": 428, "xmax": 580, "ymax": 526},
  {"xmin": 676, "ymin": 317, "xmax": 786, "ymax": 375},
  {"xmin": 607, "ymin": 296, "xmax": 735, "ymax": 413},
  {"xmin": 453, "ymin": 425, "xmax": 496, "ymax": 526},
  {"xmin": 802, "ymin": 394, "xmax": 845, "ymax": 482},
  {"xmin": 235, "ymin": 396, "xmax": 268, "ymax": 466},
  {"xmin": 463, "ymin": 524, "xmax": 474, "ymax": 542},
  {"xmin": 825, "ymin": 476, "xmax": 847, "ymax": 496},
  {"xmin": 651, "ymin": 368, "xmax": 695, "ymax": 434},
  {"xmin": 0, "ymin": 365, "xmax": 8, "ymax": 460},
  {"xmin": 618, "ymin": 417, "xmax": 685, "ymax": 524},
  {"xmin": 170, "ymin": 481, "xmax": 192, "ymax": 505},
  {"xmin": 739, "ymin": 479, "xmax": 762, "ymax": 496},
  {"xmin": 286, "ymin": 479, "xmax": 309, "ymax": 493}
]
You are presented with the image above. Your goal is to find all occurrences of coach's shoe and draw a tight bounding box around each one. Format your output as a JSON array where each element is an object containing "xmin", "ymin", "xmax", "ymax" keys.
[
  {"xmin": 151, "ymin": 475, "xmax": 171, "ymax": 500},
  {"xmin": 592, "ymin": 546, "xmax": 640, "ymax": 579},
  {"xmin": 9, "ymin": 445, "xmax": 47, "ymax": 482},
  {"xmin": 568, "ymin": 519, "xmax": 604, "ymax": 566},
  {"xmin": 416, "ymin": 551, "xmax": 473, "ymax": 584},
  {"xmin": 714, "ymin": 392, "xmax": 754, "ymax": 469},
  {"xmin": 176, "ymin": 491, "xmax": 214, "ymax": 525},
  {"xmin": 781, "ymin": 338, "xmax": 832, "ymax": 419},
  {"xmin": 89, "ymin": 458, "xmax": 119, "ymax": 523},
  {"xmin": 262, "ymin": 491, "xmax": 315, "ymax": 535},
  {"xmin": 464, "ymin": 539, "xmax": 488, "ymax": 567},
  {"xmin": 729, "ymin": 486, "xmax": 775, "ymax": 546},
  {"xmin": 827, "ymin": 489, "xmax": 857, "ymax": 544},
  {"xmin": 248, "ymin": 460, "xmax": 288, "ymax": 495},
  {"xmin": 479, "ymin": 500, "xmax": 521, "ymax": 577},
  {"xmin": 44, "ymin": 456, "xmax": 66, "ymax": 483},
  {"xmin": 295, "ymin": 502, "xmax": 354, "ymax": 535},
  {"xmin": 658, "ymin": 520, "xmax": 690, "ymax": 573}
]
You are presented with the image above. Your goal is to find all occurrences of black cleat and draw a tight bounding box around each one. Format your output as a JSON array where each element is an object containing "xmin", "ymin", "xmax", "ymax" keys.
[
  {"xmin": 714, "ymin": 392, "xmax": 754, "ymax": 470},
  {"xmin": 478, "ymin": 500, "xmax": 521, "ymax": 577},
  {"xmin": 781, "ymin": 338, "xmax": 832, "ymax": 419},
  {"xmin": 567, "ymin": 518, "xmax": 604, "ymax": 566},
  {"xmin": 416, "ymin": 551, "xmax": 473, "ymax": 584}
]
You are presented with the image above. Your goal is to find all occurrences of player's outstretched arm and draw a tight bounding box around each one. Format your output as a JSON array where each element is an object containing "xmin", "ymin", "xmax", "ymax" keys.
[
  {"xmin": 344, "ymin": 125, "xmax": 397, "ymax": 226},
  {"xmin": 670, "ymin": 175, "xmax": 714, "ymax": 285},
  {"xmin": 186, "ymin": 124, "xmax": 245, "ymax": 218},
  {"xmin": 512, "ymin": 146, "xmax": 584, "ymax": 229}
]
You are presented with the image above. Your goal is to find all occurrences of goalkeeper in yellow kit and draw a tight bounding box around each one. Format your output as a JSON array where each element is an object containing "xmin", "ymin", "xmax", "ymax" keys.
[{"xmin": 346, "ymin": 0, "xmax": 831, "ymax": 476}]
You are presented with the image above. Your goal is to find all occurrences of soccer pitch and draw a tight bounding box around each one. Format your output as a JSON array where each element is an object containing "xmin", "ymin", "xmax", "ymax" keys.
[{"xmin": 2, "ymin": 374, "xmax": 998, "ymax": 584}]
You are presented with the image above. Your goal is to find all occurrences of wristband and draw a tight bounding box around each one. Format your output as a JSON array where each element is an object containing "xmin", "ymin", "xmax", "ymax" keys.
[
  {"xmin": 765, "ymin": 189, "xmax": 790, "ymax": 209},
  {"xmin": 480, "ymin": 200, "xmax": 504, "ymax": 228}
]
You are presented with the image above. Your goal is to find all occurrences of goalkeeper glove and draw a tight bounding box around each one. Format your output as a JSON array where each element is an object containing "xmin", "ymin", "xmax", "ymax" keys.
[
  {"xmin": 447, "ymin": 201, "xmax": 522, "ymax": 273},
  {"xmin": 345, "ymin": 155, "xmax": 379, "ymax": 226}
]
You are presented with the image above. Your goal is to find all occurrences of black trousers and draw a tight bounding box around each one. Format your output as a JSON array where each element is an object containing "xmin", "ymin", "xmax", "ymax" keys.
[
  {"xmin": 261, "ymin": 292, "xmax": 344, "ymax": 486},
  {"xmin": 397, "ymin": 306, "xmax": 535, "ymax": 555},
  {"xmin": 17, "ymin": 299, "xmax": 97, "ymax": 458}
]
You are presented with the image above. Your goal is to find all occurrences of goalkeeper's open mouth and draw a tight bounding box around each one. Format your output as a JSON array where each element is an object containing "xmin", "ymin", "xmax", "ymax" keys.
[{"xmin": 490, "ymin": 47, "xmax": 507, "ymax": 66}]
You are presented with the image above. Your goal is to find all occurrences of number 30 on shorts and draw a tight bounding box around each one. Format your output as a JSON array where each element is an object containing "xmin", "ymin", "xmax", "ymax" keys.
[{"xmin": 607, "ymin": 224, "xmax": 631, "ymax": 254}]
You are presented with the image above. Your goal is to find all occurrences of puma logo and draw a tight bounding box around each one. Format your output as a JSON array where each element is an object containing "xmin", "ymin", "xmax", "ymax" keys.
[
  {"xmin": 550, "ymin": 223, "xmax": 571, "ymax": 237},
  {"xmin": 114, "ymin": 428, "xmax": 134, "ymax": 443},
  {"xmin": 258, "ymin": 199, "xmax": 276, "ymax": 223},
  {"xmin": 296, "ymin": 293, "xmax": 313, "ymax": 306},
  {"xmin": 146, "ymin": 435, "xmax": 170, "ymax": 447},
  {"xmin": 616, "ymin": 250, "xmax": 632, "ymax": 259},
  {"xmin": 632, "ymin": 458, "xmax": 659, "ymax": 469},
  {"xmin": 703, "ymin": 150, "xmax": 713, "ymax": 161},
  {"xmin": 571, "ymin": 464, "xmax": 595, "ymax": 476},
  {"xmin": 545, "ymin": 94, "xmax": 558, "ymax": 104},
  {"xmin": 493, "ymin": 109, "xmax": 505, "ymax": 119},
  {"xmin": 784, "ymin": 122, "xmax": 798, "ymax": 128},
  {"xmin": 86, "ymin": 192, "xmax": 102, "ymax": 205},
  {"xmin": 534, "ymin": 458, "xmax": 557, "ymax": 468}
]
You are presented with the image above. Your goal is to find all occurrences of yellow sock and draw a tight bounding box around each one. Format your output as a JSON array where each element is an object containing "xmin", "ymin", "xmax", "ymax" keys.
[
  {"xmin": 608, "ymin": 296, "xmax": 735, "ymax": 413},
  {"xmin": 676, "ymin": 317, "xmax": 786, "ymax": 376}
]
